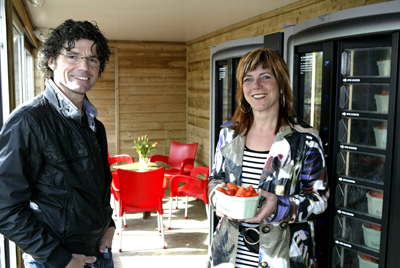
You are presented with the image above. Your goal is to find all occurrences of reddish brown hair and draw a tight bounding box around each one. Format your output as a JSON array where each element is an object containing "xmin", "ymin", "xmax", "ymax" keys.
[{"xmin": 231, "ymin": 48, "xmax": 296, "ymax": 135}]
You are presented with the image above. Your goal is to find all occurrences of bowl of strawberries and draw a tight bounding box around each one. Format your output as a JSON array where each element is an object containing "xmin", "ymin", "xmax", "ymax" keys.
[
  {"xmin": 366, "ymin": 190, "xmax": 383, "ymax": 217},
  {"xmin": 362, "ymin": 223, "xmax": 381, "ymax": 250},
  {"xmin": 216, "ymin": 183, "xmax": 261, "ymax": 220},
  {"xmin": 358, "ymin": 254, "xmax": 378, "ymax": 268}
]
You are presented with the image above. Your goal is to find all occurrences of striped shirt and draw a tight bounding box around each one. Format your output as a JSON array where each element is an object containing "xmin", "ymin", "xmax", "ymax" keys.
[{"xmin": 235, "ymin": 146, "xmax": 269, "ymax": 268}]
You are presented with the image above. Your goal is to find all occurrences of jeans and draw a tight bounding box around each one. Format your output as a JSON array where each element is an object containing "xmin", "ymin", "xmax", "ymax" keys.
[{"xmin": 23, "ymin": 249, "xmax": 114, "ymax": 268}]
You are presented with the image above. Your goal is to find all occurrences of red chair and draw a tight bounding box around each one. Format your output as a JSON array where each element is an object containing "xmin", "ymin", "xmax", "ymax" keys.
[
  {"xmin": 107, "ymin": 153, "xmax": 134, "ymax": 227},
  {"xmin": 116, "ymin": 167, "xmax": 166, "ymax": 251},
  {"xmin": 149, "ymin": 141, "xmax": 198, "ymax": 177},
  {"xmin": 108, "ymin": 153, "xmax": 134, "ymax": 166},
  {"xmin": 168, "ymin": 166, "xmax": 209, "ymax": 230},
  {"xmin": 150, "ymin": 141, "xmax": 198, "ymax": 208}
]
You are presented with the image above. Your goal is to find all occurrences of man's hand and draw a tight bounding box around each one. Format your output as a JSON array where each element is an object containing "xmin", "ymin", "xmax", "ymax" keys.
[
  {"xmin": 65, "ymin": 226, "xmax": 115, "ymax": 267},
  {"xmin": 99, "ymin": 226, "xmax": 115, "ymax": 253},
  {"xmin": 245, "ymin": 188, "xmax": 278, "ymax": 223},
  {"xmin": 65, "ymin": 254, "xmax": 96, "ymax": 268}
]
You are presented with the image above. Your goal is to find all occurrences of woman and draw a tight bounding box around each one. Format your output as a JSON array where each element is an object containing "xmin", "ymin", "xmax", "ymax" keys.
[{"xmin": 207, "ymin": 48, "xmax": 329, "ymax": 268}]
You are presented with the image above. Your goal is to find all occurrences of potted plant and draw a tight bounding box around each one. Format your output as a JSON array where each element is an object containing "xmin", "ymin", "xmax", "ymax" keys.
[{"xmin": 132, "ymin": 135, "xmax": 160, "ymax": 169}]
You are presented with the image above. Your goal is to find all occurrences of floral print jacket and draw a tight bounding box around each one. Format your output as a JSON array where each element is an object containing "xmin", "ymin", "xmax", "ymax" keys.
[{"xmin": 208, "ymin": 120, "xmax": 329, "ymax": 268}]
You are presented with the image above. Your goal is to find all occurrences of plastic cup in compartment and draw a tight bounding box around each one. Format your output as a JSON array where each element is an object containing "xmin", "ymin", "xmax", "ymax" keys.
[
  {"xmin": 366, "ymin": 191, "xmax": 383, "ymax": 217},
  {"xmin": 376, "ymin": 60, "xmax": 390, "ymax": 76},
  {"xmin": 362, "ymin": 223, "xmax": 381, "ymax": 250},
  {"xmin": 216, "ymin": 191, "xmax": 260, "ymax": 220},
  {"xmin": 374, "ymin": 95, "xmax": 389, "ymax": 113},
  {"xmin": 373, "ymin": 127, "xmax": 387, "ymax": 149},
  {"xmin": 358, "ymin": 255, "xmax": 379, "ymax": 268}
]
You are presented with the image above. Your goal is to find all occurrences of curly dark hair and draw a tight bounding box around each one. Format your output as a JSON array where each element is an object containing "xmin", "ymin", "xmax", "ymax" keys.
[{"xmin": 36, "ymin": 19, "xmax": 112, "ymax": 78}]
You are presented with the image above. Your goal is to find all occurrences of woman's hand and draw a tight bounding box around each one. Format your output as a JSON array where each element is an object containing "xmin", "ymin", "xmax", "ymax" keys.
[{"xmin": 245, "ymin": 188, "xmax": 278, "ymax": 223}]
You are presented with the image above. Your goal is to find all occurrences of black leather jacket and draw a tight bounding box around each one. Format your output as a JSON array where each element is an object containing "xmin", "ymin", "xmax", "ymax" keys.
[{"xmin": 0, "ymin": 80, "xmax": 114, "ymax": 268}]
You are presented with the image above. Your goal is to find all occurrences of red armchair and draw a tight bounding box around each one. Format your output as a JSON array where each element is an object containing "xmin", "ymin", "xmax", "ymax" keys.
[
  {"xmin": 150, "ymin": 141, "xmax": 198, "ymax": 209},
  {"xmin": 149, "ymin": 140, "xmax": 198, "ymax": 177},
  {"xmin": 116, "ymin": 167, "xmax": 166, "ymax": 251},
  {"xmin": 167, "ymin": 166, "xmax": 210, "ymax": 230},
  {"xmin": 107, "ymin": 153, "xmax": 134, "ymax": 227}
]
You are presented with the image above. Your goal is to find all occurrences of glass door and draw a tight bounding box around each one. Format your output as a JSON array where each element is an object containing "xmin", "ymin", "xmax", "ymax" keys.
[
  {"xmin": 293, "ymin": 35, "xmax": 398, "ymax": 267},
  {"xmin": 297, "ymin": 49, "xmax": 323, "ymax": 130},
  {"xmin": 331, "ymin": 34, "xmax": 396, "ymax": 268},
  {"xmin": 293, "ymin": 42, "xmax": 334, "ymax": 151},
  {"xmin": 293, "ymin": 42, "xmax": 336, "ymax": 268},
  {"xmin": 214, "ymin": 58, "xmax": 239, "ymax": 149}
]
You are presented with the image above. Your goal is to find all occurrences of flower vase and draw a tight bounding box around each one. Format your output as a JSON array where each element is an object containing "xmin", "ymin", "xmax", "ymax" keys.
[{"xmin": 139, "ymin": 155, "xmax": 149, "ymax": 170}]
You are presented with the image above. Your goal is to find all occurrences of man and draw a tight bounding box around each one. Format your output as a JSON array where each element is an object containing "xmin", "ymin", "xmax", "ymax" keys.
[{"xmin": 0, "ymin": 19, "xmax": 115, "ymax": 268}]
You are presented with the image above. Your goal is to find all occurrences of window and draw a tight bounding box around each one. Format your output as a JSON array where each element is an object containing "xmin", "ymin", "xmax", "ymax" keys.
[
  {"xmin": 13, "ymin": 25, "xmax": 23, "ymax": 106},
  {"xmin": 13, "ymin": 9, "xmax": 35, "ymax": 108},
  {"xmin": 24, "ymin": 50, "xmax": 34, "ymax": 102},
  {"xmin": 0, "ymin": 0, "xmax": 8, "ymax": 128}
]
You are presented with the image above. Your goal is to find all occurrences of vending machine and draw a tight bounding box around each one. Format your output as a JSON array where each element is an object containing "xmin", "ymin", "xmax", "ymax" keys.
[{"xmin": 284, "ymin": 1, "xmax": 400, "ymax": 267}]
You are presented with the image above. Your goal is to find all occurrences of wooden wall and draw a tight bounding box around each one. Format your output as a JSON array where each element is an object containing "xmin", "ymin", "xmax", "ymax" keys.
[
  {"xmin": 30, "ymin": 0, "xmax": 390, "ymax": 168},
  {"xmin": 186, "ymin": 0, "xmax": 390, "ymax": 168},
  {"xmin": 88, "ymin": 41, "xmax": 187, "ymax": 161}
]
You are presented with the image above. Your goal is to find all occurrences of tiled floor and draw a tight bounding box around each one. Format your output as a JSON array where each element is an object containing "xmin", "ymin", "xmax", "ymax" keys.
[{"xmin": 111, "ymin": 188, "xmax": 210, "ymax": 268}]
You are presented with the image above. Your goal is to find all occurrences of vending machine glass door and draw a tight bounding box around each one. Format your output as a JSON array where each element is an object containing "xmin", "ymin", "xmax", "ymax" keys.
[{"xmin": 298, "ymin": 51, "xmax": 323, "ymax": 130}]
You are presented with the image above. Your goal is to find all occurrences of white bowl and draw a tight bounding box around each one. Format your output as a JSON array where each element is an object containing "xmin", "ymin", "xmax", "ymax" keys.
[
  {"xmin": 377, "ymin": 60, "xmax": 390, "ymax": 76},
  {"xmin": 362, "ymin": 223, "xmax": 381, "ymax": 250},
  {"xmin": 374, "ymin": 95, "xmax": 389, "ymax": 113},
  {"xmin": 358, "ymin": 255, "xmax": 378, "ymax": 268},
  {"xmin": 366, "ymin": 191, "xmax": 383, "ymax": 217},
  {"xmin": 373, "ymin": 127, "xmax": 387, "ymax": 149},
  {"xmin": 216, "ymin": 190, "xmax": 260, "ymax": 220}
]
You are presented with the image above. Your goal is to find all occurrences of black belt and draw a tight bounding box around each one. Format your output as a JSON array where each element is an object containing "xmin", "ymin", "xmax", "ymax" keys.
[{"xmin": 239, "ymin": 225, "xmax": 259, "ymax": 253}]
